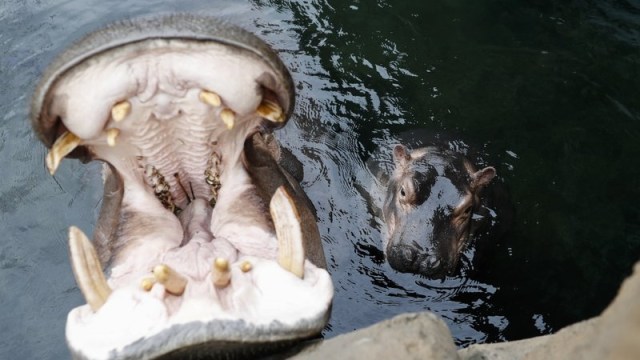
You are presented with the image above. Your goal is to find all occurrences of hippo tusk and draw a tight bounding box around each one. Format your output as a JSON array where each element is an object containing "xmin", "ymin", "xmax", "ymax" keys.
[
  {"xmin": 68, "ymin": 226, "xmax": 112, "ymax": 312},
  {"xmin": 46, "ymin": 131, "xmax": 81, "ymax": 175},
  {"xmin": 271, "ymin": 186, "xmax": 305, "ymax": 278},
  {"xmin": 257, "ymin": 99, "xmax": 285, "ymax": 123}
]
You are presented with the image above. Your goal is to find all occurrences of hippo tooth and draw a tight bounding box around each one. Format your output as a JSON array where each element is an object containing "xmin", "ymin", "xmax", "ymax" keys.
[
  {"xmin": 68, "ymin": 226, "xmax": 112, "ymax": 312},
  {"xmin": 270, "ymin": 186, "xmax": 305, "ymax": 278},
  {"xmin": 220, "ymin": 108, "xmax": 235, "ymax": 130},
  {"xmin": 153, "ymin": 264, "xmax": 187, "ymax": 296},
  {"xmin": 211, "ymin": 258, "xmax": 231, "ymax": 287},
  {"xmin": 106, "ymin": 128, "xmax": 120, "ymax": 147},
  {"xmin": 240, "ymin": 260, "xmax": 253, "ymax": 273},
  {"xmin": 111, "ymin": 100, "xmax": 131, "ymax": 122},
  {"xmin": 46, "ymin": 131, "xmax": 81, "ymax": 175},
  {"xmin": 256, "ymin": 100, "xmax": 284, "ymax": 123},
  {"xmin": 199, "ymin": 90, "xmax": 221, "ymax": 107},
  {"xmin": 140, "ymin": 276, "xmax": 156, "ymax": 292}
]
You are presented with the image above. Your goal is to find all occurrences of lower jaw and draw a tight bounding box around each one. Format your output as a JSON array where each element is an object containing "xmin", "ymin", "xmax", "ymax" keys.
[{"xmin": 63, "ymin": 135, "xmax": 333, "ymax": 359}]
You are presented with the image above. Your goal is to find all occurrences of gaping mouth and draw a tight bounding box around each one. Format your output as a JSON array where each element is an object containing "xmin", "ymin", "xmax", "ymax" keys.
[{"xmin": 31, "ymin": 15, "xmax": 333, "ymax": 360}]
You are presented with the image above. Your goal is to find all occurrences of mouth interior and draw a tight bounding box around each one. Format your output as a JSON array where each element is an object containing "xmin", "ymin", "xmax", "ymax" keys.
[{"xmin": 44, "ymin": 39, "xmax": 332, "ymax": 357}]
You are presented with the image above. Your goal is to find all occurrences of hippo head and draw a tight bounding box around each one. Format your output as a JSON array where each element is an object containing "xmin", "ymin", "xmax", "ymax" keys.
[
  {"xmin": 382, "ymin": 144, "xmax": 496, "ymax": 277},
  {"xmin": 30, "ymin": 14, "xmax": 333, "ymax": 360}
]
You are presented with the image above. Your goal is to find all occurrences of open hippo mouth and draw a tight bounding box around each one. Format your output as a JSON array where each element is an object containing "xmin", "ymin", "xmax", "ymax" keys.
[{"xmin": 30, "ymin": 14, "xmax": 333, "ymax": 360}]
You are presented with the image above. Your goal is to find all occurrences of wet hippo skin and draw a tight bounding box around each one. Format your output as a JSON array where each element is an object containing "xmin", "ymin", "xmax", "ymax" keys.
[
  {"xmin": 30, "ymin": 14, "xmax": 333, "ymax": 360},
  {"xmin": 381, "ymin": 132, "xmax": 512, "ymax": 278}
]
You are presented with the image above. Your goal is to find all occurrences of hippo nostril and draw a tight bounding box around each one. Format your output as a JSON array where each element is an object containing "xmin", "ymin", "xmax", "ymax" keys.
[
  {"xmin": 418, "ymin": 255, "xmax": 442, "ymax": 275},
  {"xmin": 400, "ymin": 247, "xmax": 415, "ymax": 262}
]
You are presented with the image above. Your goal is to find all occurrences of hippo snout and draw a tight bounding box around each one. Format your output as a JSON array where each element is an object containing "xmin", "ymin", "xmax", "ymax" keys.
[{"xmin": 387, "ymin": 244, "xmax": 442, "ymax": 276}]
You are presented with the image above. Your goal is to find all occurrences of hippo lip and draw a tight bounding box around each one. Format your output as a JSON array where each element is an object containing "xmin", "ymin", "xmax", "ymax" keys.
[{"xmin": 31, "ymin": 15, "xmax": 333, "ymax": 360}]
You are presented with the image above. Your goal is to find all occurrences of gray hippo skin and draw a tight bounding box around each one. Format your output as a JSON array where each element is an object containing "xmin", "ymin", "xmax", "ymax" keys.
[
  {"xmin": 383, "ymin": 141, "xmax": 504, "ymax": 278},
  {"xmin": 30, "ymin": 14, "xmax": 333, "ymax": 360}
]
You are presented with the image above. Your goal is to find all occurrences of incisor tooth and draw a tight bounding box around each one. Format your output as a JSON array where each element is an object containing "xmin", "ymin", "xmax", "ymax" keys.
[
  {"xmin": 257, "ymin": 100, "xmax": 284, "ymax": 123},
  {"xmin": 240, "ymin": 261, "xmax": 252, "ymax": 273},
  {"xmin": 111, "ymin": 101, "xmax": 131, "ymax": 122},
  {"xmin": 140, "ymin": 277, "xmax": 156, "ymax": 292},
  {"xmin": 153, "ymin": 264, "xmax": 187, "ymax": 296},
  {"xmin": 68, "ymin": 226, "xmax": 112, "ymax": 312},
  {"xmin": 220, "ymin": 109, "xmax": 235, "ymax": 130},
  {"xmin": 199, "ymin": 90, "xmax": 221, "ymax": 107},
  {"xmin": 211, "ymin": 258, "xmax": 231, "ymax": 287},
  {"xmin": 270, "ymin": 186, "xmax": 305, "ymax": 278},
  {"xmin": 106, "ymin": 128, "xmax": 120, "ymax": 147},
  {"xmin": 46, "ymin": 131, "xmax": 81, "ymax": 175}
]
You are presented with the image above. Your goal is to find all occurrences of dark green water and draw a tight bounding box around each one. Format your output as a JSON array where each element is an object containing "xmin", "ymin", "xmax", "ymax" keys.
[{"xmin": 1, "ymin": 0, "xmax": 638, "ymax": 358}]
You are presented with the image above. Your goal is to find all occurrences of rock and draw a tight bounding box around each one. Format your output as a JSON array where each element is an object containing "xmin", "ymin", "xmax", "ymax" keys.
[
  {"xmin": 295, "ymin": 261, "xmax": 640, "ymax": 360},
  {"xmin": 291, "ymin": 312, "xmax": 459, "ymax": 360},
  {"xmin": 458, "ymin": 318, "xmax": 599, "ymax": 360},
  {"xmin": 460, "ymin": 261, "xmax": 640, "ymax": 360}
]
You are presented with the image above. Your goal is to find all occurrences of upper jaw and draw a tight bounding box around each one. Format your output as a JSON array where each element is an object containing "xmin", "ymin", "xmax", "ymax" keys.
[
  {"xmin": 31, "ymin": 14, "xmax": 294, "ymax": 150},
  {"xmin": 31, "ymin": 15, "xmax": 333, "ymax": 360}
]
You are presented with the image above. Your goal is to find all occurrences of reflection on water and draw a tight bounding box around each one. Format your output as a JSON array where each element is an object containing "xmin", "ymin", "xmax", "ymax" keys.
[{"xmin": 1, "ymin": 0, "xmax": 639, "ymax": 358}]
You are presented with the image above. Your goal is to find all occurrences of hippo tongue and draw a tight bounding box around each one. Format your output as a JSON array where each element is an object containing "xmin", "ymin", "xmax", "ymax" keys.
[{"xmin": 31, "ymin": 15, "xmax": 332, "ymax": 360}]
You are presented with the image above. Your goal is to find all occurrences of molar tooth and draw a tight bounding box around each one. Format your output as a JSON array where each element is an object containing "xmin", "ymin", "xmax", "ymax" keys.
[
  {"xmin": 199, "ymin": 90, "xmax": 221, "ymax": 107},
  {"xmin": 46, "ymin": 131, "xmax": 81, "ymax": 175},
  {"xmin": 211, "ymin": 258, "xmax": 231, "ymax": 287},
  {"xmin": 220, "ymin": 109, "xmax": 235, "ymax": 130},
  {"xmin": 257, "ymin": 100, "xmax": 284, "ymax": 123},
  {"xmin": 106, "ymin": 128, "xmax": 120, "ymax": 147},
  {"xmin": 111, "ymin": 101, "xmax": 131, "ymax": 122},
  {"xmin": 153, "ymin": 264, "xmax": 187, "ymax": 296},
  {"xmin": 68, "ymin": 226, "xmax": 112, "ymax": 312},
  {"xmin": 270, "ymin": 186, "xmax": 305, "ymax": 278},
  {"xmin": 240, "ymin": 261, "xmax": 253, "ymax": 273}
]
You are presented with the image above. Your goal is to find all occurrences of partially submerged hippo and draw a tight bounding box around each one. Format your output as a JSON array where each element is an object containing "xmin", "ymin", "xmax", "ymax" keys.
[
  {"xmin": 382, "ymin": 137, "xmax": 509, "ymax": 278},
  {"xmin": 30, "ymin": 14, "xmax": 332, "ymax": 359}
]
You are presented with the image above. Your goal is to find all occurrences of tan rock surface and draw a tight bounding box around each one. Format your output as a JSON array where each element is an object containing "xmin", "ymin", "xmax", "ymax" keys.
[
  {"xmin": 291, "ymin": 312, "xmax": 460, "ymax": 360},
  {"xmin": 295, "ymin": 261, "xmax": 640, "ymax": 360}
]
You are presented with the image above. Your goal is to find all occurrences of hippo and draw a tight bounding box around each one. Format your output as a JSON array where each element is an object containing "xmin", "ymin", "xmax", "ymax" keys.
[
  {"xmin": 30, "ymin": 14, "xmax": 333, "ymax": 359},
  {"xmin": 382, "ymin": 136, "xmax": 509, "ymax": 278}
]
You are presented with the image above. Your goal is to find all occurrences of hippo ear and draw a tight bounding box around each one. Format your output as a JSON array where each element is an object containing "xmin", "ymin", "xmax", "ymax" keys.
[
  {"xmin": 392, "ymin": 144, "xmax": 411, "ymax": 167},
  {"xmin": 471, "ymin": 166, "xmax": 496, "ymax": 190}
]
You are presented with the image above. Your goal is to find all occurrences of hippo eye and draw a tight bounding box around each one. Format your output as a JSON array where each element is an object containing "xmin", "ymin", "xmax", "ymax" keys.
[
  {"xmin": 464, "ymin": 206, "xmax": 472, "ymax": 214},
  {"xmin": 400, "ymin": 187, "xmax": 406, "ymax": 197}
]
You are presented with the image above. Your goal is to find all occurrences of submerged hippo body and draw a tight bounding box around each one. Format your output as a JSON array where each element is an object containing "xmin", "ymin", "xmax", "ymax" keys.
[
  {"xmin": 31, "ymin": 15, "xmax": 332, "ymax": 360},
  {"xmin": 382, "ymin": 134, "xmax": 510, "ymax": 278}
]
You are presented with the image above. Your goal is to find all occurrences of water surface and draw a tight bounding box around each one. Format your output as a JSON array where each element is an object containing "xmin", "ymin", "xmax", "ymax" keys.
[{"xmin": 1, "ymin": 0, "xmax": 639, "ymax": 358}]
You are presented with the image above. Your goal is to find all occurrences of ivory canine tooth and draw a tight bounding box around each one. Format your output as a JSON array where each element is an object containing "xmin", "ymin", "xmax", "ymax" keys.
[
  {"xmin": 257, "ymin": 100, "xmax": 284, "ymax": 123},
  {"xmin": 199, "ymin": 90, "xmax": 221, "ymax": 107},
  {"xmin": 153, "ymin": 264, "xmax": 187, "ymax": 296},
  {"xmin": 211, "ymin": 258, "xmax": 231, "ymax": 287},
  {"xmin": 240, "ymin": 261, "xmax": 253, "ymax": 273},
  {"xmin": 220, "ymin": 109, "xmax": 235, "ymax": 130},
  {"xmin": 111, "ymin": 101, "xmax": 131, "ymax": 122},
  {"xmin": 68, "ymin": 226, "xmax": 112, "ymax": 312},
  {"xmin": 270, "ymin": 186, "xmax": 305, "ymax": 278},
  {"xmin": 46, "ymin": 131, "xmax": 81, "ymax": 175},
  {"xmin": 106, "ymin": 128, "xmax": 120, "ymax": 147}
]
